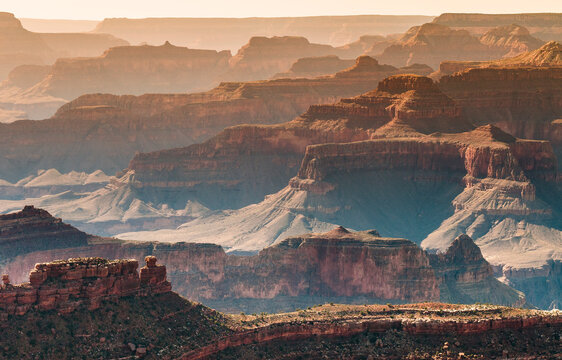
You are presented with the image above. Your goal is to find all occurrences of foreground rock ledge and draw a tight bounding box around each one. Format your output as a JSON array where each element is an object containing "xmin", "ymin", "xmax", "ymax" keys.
[{"xmin": 0, "ymin": 256, "xmax": 171, "ymax": 318}]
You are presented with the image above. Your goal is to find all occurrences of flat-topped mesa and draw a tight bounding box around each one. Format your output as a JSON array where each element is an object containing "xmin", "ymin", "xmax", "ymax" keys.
[
  {"xmin": 0, "ymin": 256, "xmax": 171, "ymax": 319},
  {"xmin": 295, "ymin": 125, "xmax": 557, "ymax": 184}
]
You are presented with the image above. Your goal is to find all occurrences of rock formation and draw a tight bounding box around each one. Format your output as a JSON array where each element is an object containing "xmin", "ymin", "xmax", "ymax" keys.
[
  {"xmin": 0, "ymin": 256, "xmax": 170, "ymax": 319},
  {"xmin": 434, "ymin": 41, "xmax": 562, "ymax": 78},
  {"xmin": 432, "ymin": 13, "xmax": 562, "ymax": 42},
  {"xmin": 0, "ymin": 205, "xmax": 88, "ymax": 260},
  {"xmin": 375, "ymin": 23, "xmax": 544, "ymax": 70},
  {"xmin": 0, "ymin": 12, "xmax": 127, "ymax": 80},
  {"xmin": 19, "ymin": 42, "xmax": 232, "ymax": 100},
  {"xmin": 273, "ymin": 55, "xmax": 355, "ymax": 79},
  {"xmin": 479, "ymin": 24, "xmax": 545, "ymax": 58},
  {"xmin": 0, "ymin": 214, "xmax": 524, "ymax": 312},
  {"xmin": 438, "ymin": 65, "xmax": 562, "ymax": 164},
  {"xmin": 0, "ymin": 56, "xmax": 431, "ymax": 182}
]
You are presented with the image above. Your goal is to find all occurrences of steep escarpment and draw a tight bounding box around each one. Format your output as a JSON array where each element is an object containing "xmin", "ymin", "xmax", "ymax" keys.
[
  {"xmin": 0, "ymin": 217, "xmax": 523, "ymax": 312},
  {"xmin": 0, "ymin": 12, "xmax": 127, "ymax": 80},
  {"xmin": 438, "ymin": 66, "xmax": 562, "ymax": 164},
  {"xmin": 127, "ymin": 74, "xmax": 461, "ymax": 210},
  {"xmin": 0, "ymin": 205, "xmax": 87, "ymax": 260},
  {"xmin": 0, "ymin": 56, "xmax": 409, "ymax": 182},
  {"xmin": 0, "ymin": 256, "xmax": 171, "ymax": 318},
  {"xmin": 478, "ymin": 24, "xmax": 545, "ymax": 58},
  {"xmin": 0, "ymin": 258, "xmax": 234, "ymax": 360}
]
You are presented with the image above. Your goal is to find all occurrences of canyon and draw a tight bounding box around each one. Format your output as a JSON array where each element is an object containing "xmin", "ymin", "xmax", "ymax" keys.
[
  {"xmin": 0, "ymin": 12, "xmax": 127, "ymax": 80},
  {"xmin": 0, "ymin": 207, "xmax": 524, "ymax": 312},
  {"xmin": 92, "ymin": 15, "xmax": 432, "ymax": 51},
  {"xmin": 0, "ymin": 56, "xmax": 431, "ymax": 182},
  {"xmin": 0, "ymin": 254, "xmax": 559, "ymax": 359}
]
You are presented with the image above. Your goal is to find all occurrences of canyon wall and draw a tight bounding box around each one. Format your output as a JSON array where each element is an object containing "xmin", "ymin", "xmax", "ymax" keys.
[
  {"xmin": 0, "ymin": 56, "xmax": 405, "ymax": 182},
  {"xmin": 0, "ymin": 209, "xmax": 524, "ymax": 312}
]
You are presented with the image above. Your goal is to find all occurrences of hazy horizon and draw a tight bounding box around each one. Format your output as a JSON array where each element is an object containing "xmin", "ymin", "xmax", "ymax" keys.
[{"xmin": 4, "ymin": 0, "xmax": 562, "ymax": 21}]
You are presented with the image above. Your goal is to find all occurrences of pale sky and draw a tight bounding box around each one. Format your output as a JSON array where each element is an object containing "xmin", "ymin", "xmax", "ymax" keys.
[{"xmin": 3, "ymin": 0, "xmax": 562, "ymax": 20}]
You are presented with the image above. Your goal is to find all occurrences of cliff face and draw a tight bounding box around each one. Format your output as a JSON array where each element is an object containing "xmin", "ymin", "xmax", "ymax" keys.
[
  {"xmin": 438, "ymin": 66, "xmax": 562, "ymax": 164},
  {"xmin": 478, "ymin": 24, "xmax": 545, "ymax": 58},
  {"xmin": 92, "ymin": 15, "xmax": 432, "ymax": 51},
  {"xmin": 127, "ymin": 73, "xmax": 459, "ymax": 209},
  {"xmin": 0, "ymin": 221, "xmax": 523, "ymax": 312},
  {"xmin": 273, "ymin": 55, "xmax": 355, "ymax": 79},
  {"xmin": 0, "ymin": 57, "xmax": 404, "ymax": 182},
  {"xmin": 434, "ymin": 41, "xmax": 562, "ymax": 78}
]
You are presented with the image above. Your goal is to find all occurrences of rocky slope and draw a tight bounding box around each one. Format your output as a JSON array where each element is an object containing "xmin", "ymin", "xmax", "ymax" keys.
[
  {"xmin": 11, "ymin": 41, "xmax": 232, "ymax": 101},
  {"xmin": 432, "ymin": 13, "xmax": 562, "ymax": 42},
  {"xmin": 375, "ymin": 23, "xmax": 544, "ymax": 69},
  {"xmin": 1, "ymin": 257, "xmax": 558, "ymax": 360},
  {"xmin": 0, "ymin": 205, "xmax": 88, "ymax": 261},
  {"xmin": 0, "ymin": 56, "xmax": 422, "ymax": 182}
]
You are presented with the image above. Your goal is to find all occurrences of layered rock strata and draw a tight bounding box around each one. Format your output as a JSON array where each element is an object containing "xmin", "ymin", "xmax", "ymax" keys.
[
  {"xmin": 0, "ymin": 217, "xmax": 524, "ymax": 312},
  {"xmin": 0, "ymin": 256, "xmax": 171, "ymax": 319},
  {"xmin": 0, "ymin": 56, "xmax": 427, "ymax": 181}
]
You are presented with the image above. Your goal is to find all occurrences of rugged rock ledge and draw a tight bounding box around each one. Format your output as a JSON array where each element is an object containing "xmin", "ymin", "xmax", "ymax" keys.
[{"xmin": 0, "ymin": 256, "xmax": 170, "ymax": 319}]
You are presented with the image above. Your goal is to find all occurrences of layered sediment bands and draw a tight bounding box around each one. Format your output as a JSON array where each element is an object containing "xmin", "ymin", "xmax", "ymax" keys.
[
  {"xmin": 127, "ymin": 74, "xmax": 466, "ymax": 208},
  {"xmin": 375, "ymin": 23, "xmax": 495, "ymax": 69},
  {"xmin": 296, "ymin": 126, "xmax": 557, "ymax": 183},
  {"xmin": 0, "ymin": 206, "xmax": 87, "ymax": 260},
  {"xmin": 181, "ymin": 313, "xmax": 562, "ymax": 360},
  {"xmin": 438, "ymin": 66, "xmax": 562, "ymax": 163},
  {"xmin": 0, "ymin": 57, "xmax": 402, "ymax": 182},
  {"xmin": 0, "ymin": 217, "xmax": 523, "ymax": 312},
  {"xmin": 273, "ymin": 55, "xmax": 355, "ymax": 79}
]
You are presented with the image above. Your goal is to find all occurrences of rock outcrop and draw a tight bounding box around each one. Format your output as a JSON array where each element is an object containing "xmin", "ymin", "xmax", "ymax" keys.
[
  {"xmin": 126, "ymin": 74, "xmax": 461, "ymax": 209},
  {"xmin": 434, "ymin": 41, "xmax": 562, "ymax": 78},
  {"xmin": 479, "ymin": 24, "xmax": 545, "ymax": 58},
  {"xmin": 438, "ymin": 66, "xmax": 562, "ymax": 164},
  {"xmin": 0, "ymin": 256, "xmax": 171, "ymax": 319}
]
